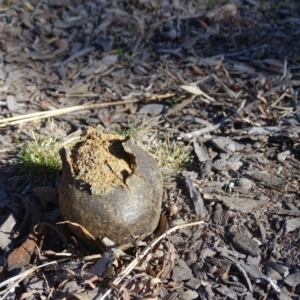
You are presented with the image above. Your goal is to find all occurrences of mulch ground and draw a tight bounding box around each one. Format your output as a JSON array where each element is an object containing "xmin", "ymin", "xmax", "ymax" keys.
[{"xmin": 1, "ymin": 0, "xmax": 300, "ymax": 299}]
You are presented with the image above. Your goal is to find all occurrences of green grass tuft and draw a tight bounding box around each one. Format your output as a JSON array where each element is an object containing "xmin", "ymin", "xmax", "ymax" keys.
[
  {"xmin": 15, "ymin": 135, "xmax": 62, "ymax": 184},
  {"xmin": 115, "ymin": 125, "xmax": 141, "ymax": 139}
]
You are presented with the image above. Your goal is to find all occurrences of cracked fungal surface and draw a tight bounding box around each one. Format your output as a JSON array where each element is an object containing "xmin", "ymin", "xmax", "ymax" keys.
[{"xmin": 70, "ymin": 127, "xmax": 134, "ymax": 196}]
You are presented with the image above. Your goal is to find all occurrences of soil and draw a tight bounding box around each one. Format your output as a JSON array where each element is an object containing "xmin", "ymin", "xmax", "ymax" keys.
[{"xmin": 70, "ymin": 128, "xmax": 132, "ymax": 195}]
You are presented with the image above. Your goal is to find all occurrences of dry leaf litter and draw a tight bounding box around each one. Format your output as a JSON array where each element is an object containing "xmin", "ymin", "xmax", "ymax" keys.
[{"xmin": 0, "ymin": 0, "xmax": 300, "ymax": 299}]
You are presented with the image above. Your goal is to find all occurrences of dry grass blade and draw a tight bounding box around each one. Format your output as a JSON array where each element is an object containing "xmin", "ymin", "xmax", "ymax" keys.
[
  {"xmin": 0, "ymin": 93, "xmax": 175, "ymax": 127},
  {"xmin": 99, "ymin": 220, "xmax": 204, "ymax": 300}
]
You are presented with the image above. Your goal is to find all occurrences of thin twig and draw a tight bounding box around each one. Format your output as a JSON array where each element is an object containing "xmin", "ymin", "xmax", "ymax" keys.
[
  {"xmin": 30, "ymin": 0, "xmax": 42, "ymax": 20},
  {"xmin": 222, "ymin": 253, "xmax": 253, "ymax": 293},
  {"xmin": 212, "ymin": 74, "xmax": 237, "ymax": 99},
  {"xmin": 0, "ymin": 261, "xmax": 57, "ymax": 300},
  {"xmin": 99, "ymin": 220, "xmax": 204, "ymax": 300},
  {"xmin": 165, "ymin": 95, "xmax": 196, "ymax": 117}
]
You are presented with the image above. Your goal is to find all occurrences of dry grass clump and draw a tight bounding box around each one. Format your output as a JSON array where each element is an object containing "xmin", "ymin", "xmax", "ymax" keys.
[
  {"xmin": 116, "ymin": 117, "xmax": 191, "ymax": 171},
  {"xmin": 151, "ymin": 136, "xmax": 191, "ymax": 170}
]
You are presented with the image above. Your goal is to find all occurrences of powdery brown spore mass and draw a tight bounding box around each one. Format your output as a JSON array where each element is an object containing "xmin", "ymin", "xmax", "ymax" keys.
[{"xmin": 71, "ymin": 128, "xmax": 132, "ymax": 195}]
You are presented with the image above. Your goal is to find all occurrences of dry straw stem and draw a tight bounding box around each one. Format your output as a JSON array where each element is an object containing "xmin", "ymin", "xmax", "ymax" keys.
[
  {"xmin": 0, "ymin": 253, "xmax": 100, "ymax": 300},
  {"xmin": 99, "ymin": 220, "xmax": 205, "ymax": 300},
  {"xmin": 0, "ymin": 261, "xmax": 57, "ymax": 300},
  {"xmin": 0, "ymin": 93, "xmax": 175, "ymax": 127}
]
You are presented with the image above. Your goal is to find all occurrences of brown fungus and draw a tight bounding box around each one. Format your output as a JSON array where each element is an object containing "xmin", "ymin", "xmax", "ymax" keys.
[{"xmin": 59, "ymin": 127, "xmax": 163, "ymax": 246}]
